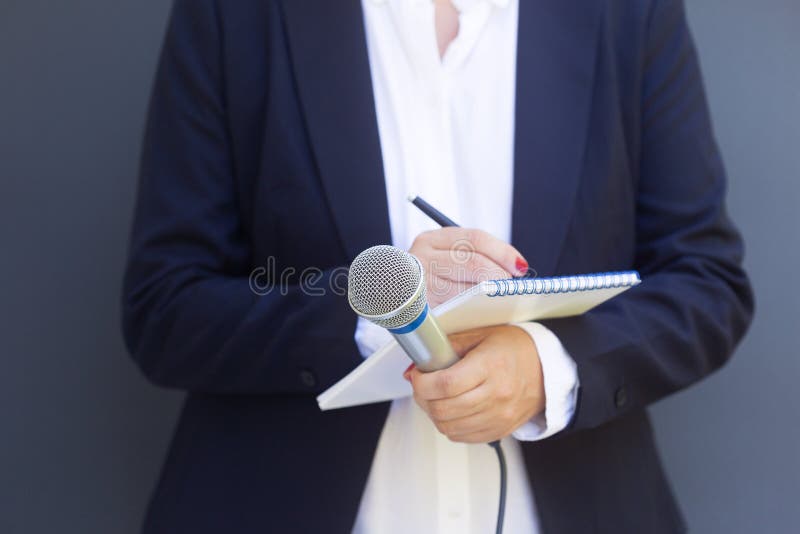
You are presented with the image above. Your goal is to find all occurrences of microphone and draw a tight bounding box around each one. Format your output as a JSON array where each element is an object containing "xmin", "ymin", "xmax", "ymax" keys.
[
  {"xmin": 347, "ymin": 245, "xmax": 459, "ymax": 372},
  {"xmin": 348, "ymin": 244, "xmax": 508, "ymax": 534}
]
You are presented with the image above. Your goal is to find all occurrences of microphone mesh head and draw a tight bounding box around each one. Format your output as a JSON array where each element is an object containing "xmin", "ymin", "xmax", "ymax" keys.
[{"xmin": 348, "ymin": 245, "xmax": 427, "ymax": 329}]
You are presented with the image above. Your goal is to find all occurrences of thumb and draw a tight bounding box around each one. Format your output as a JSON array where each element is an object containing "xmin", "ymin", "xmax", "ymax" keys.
[{"xmin": 448, "ymin": 328, "xmax": 490, "ymax": 357}]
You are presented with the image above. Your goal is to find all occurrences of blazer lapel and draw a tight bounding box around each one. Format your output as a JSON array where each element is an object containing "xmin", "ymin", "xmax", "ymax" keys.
[
  {"xmin": 281, "ymin": 0, "xmax": 602, "ymax": 270},
  {"xmin": 512, "ymin": 0, "xmax": 604, "ymax": 276},
  {"xmin": 280, "ymin": 0, "xmax": 391, "ymax": 261}
]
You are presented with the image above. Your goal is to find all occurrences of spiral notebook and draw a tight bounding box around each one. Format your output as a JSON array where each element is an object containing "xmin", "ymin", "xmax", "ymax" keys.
[{"xmin": 317, "ymin": 271, "xmax": 640, "ymax": 410}]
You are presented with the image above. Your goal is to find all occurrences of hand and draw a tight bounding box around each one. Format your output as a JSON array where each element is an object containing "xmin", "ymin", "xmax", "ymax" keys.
[
  {"xmin": 408, "ymin": 228, "xmax": 528, "ymax": 307},
  {"xmin": 404, "ymin": 325, "xmax": 545, "ymax": 443}
]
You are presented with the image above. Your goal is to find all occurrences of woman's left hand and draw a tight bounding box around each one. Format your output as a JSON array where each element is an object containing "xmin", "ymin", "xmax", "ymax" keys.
[{"xmin": 404, "ymin": 325, "xmax": 545, "ymax": 443}]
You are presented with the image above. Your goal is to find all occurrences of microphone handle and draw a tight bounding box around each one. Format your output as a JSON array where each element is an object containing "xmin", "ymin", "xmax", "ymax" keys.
[{"xmin": 390, "ymin": 306, "xmax": 459, "ymax": 372}]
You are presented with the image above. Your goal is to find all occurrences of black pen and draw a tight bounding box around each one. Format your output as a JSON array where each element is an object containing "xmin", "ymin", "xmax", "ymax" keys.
[{"xmin": 407, "ymin": 195, "xmax": 460, "ymax": 227}]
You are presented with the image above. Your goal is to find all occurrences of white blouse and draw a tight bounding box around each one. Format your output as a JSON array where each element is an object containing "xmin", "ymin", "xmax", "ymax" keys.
[{"xmin": 353, "ymin": 0, "xmax": 579, "ymax": 532}]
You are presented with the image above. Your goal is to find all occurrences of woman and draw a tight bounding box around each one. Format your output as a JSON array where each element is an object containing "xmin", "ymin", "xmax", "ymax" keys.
[{"xmin": 123, "ymin": 0, "xmax": 753, "ymax": 532}]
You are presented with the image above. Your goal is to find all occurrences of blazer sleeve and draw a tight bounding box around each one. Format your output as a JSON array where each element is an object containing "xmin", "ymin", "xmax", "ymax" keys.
[
  {"xmin": 540, "ymin": 0, "xmax": 754, "ymax": 433},
  {"xmin": 121, "ymin": 0, "xmax": 360, "ymax": 394}
]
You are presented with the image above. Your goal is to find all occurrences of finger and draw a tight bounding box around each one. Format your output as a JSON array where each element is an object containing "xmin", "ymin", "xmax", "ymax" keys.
[
  {"xmin": 436, "ymin": 409, "xmax": 500, "ymax": 439},
  {"xmin": 445, "ymin": 400, "xmax": 539, "ymax": 444},
  {"xmin": 426, "ymin": 278, "xmax": 472, "ymax": 307},
  {"xmin": 449, "ymin": 409, "xmax": 536, "ymax": 443},
  {"xmin": 446, "ymin": 427, "xmax": 506, "ymax": 444},
  {"xmin": 425, "ymin": 383, "xmax": 492, "ymax": 422},
  {"xmin": 424, "ymin": 249, "xmax": 511, "ymax": 285},
  {"xmin": 424, "ymin": 228, "xmax": 528, "ymax": 276},
  {"xmin": 409, "ymin": 352, "xmax": 488, "ymax": 400}
]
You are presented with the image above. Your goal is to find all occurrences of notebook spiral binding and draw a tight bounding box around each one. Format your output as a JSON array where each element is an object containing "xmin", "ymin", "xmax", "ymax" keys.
[{"xmin": 487, "ymin": 271, "xmax": 640, "ymax": 298}]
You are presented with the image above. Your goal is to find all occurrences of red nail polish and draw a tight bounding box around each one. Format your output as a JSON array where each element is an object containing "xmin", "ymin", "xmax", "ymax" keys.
[
  {"xmin": 515, "ymin": 257, "xmax": 529, "ymax": 274},
  {"xmin": 403, "ymin": 363, "xmax": 415, "ymax": 382}
]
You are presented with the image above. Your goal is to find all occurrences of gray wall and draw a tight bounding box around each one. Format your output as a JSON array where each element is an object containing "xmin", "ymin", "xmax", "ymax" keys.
[
  {"xmin": 0, "ymin": 3, "xmax": 180, "ymax": 533},
  {"xmin": 1, "ymin": 1, "xmax": 797, "ymax": 533},
  {"xmin": 650, "ymin": 1, "xmax": 800, "ymax": 532}
]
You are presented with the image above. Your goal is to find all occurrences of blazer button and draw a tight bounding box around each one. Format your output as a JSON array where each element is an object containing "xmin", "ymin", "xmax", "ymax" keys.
[
  {"xmin": 300, "ymin": 369, "xmax": 317, "ymax": 388},
  {"xmin": 614, "ymin": 386, "xmax": 628, "ymax": 408}
]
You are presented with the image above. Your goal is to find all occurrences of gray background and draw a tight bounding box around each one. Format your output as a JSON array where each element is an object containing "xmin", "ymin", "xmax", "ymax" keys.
[{"xmin": 1, "ymin": 0, "xmax": 797, "ymax": 532}]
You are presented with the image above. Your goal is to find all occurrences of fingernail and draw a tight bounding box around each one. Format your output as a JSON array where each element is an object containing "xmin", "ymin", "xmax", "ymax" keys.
[
  {"xmin": 403, "ymin": 363, "xmax": 415, "ymax": 382},
  {"xmin": 515, "ymin": 257, "xmax": 529, "ymax": 275}
]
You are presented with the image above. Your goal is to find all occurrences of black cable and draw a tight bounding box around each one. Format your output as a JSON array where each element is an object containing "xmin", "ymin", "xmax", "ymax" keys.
[{"xmin": 488, "ymin": 440, "xmax": 507, "ymax": 534}]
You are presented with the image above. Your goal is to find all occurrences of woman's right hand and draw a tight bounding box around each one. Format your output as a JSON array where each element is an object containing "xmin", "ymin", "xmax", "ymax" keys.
[{"xmin": 408, "ymin": 228, "xmax": 529, "ymax": 307}]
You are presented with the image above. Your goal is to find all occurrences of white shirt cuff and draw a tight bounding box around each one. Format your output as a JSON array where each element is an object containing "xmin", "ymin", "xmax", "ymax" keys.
[
  {"xmin": 354, "ymin": 316, "xmax": 393, "ymax": 358},
  {"xmin": 510, "ymin": 321, "xmax": 579, "ymax": 441}
]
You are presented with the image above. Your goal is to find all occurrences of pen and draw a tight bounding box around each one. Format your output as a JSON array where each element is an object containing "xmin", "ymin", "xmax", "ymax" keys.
[{"xmin": 407, "ymin": 195, "xmax": 460, "ymax": 227}]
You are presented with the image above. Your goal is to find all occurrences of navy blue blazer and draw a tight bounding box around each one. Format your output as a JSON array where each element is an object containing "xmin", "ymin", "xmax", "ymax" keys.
[{"xmin": 123, "ymin": 0, "xmax": 753, "ymax": 532}]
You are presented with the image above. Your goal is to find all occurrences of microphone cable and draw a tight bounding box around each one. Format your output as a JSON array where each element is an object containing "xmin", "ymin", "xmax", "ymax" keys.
[{"xmin": 488, "ymin": 440, "xmax": 507, "ymax": 534}]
